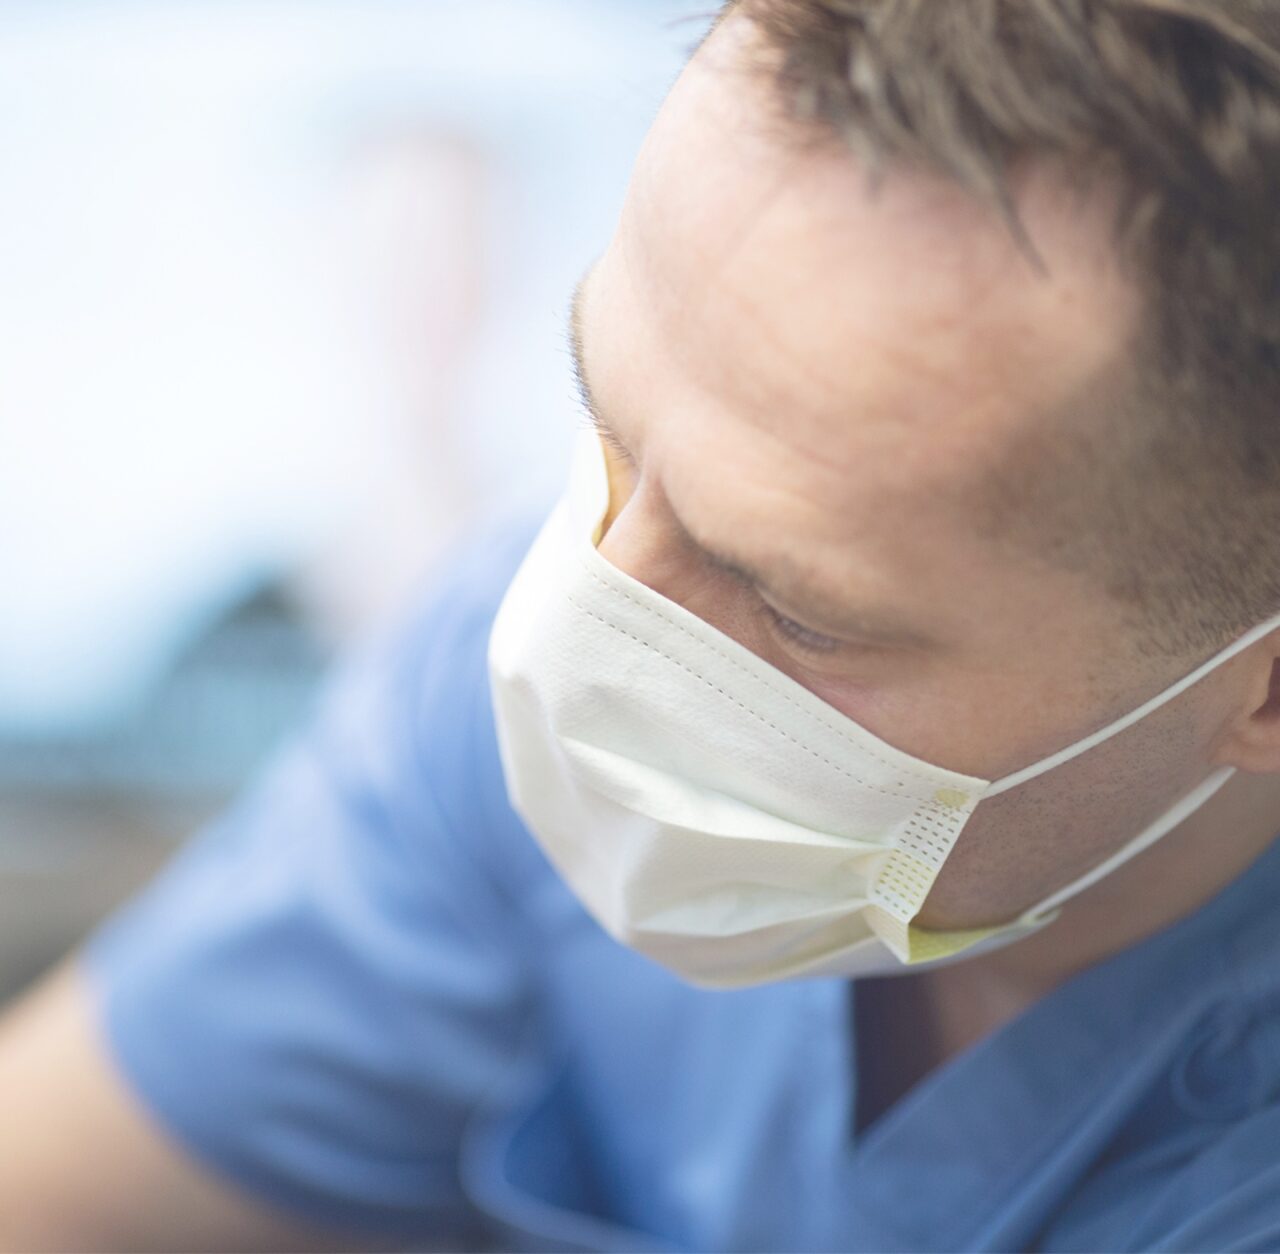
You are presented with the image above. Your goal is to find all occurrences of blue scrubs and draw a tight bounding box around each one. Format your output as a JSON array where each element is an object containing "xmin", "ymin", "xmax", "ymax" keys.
[{"xmin": 84, "ymin": 513, "xmax": 1280, "ymax": 1252}]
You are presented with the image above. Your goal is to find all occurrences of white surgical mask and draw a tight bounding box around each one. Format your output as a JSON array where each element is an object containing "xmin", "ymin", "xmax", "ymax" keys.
[{"xmin": 488, "ymin": 432, "xmax": 1279, "ymax": 987}]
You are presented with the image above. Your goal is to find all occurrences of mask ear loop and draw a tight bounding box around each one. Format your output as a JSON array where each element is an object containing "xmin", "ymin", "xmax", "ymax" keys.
[
  {"xmin": 1017, "ymin": 765, "xmax": 1236, "ymax": 925},
  {"xmin": 983, "ymin": 613, "xmax": 1280, "ymax": 800},
  {"xmin": 977, "ymin": 616, "xmax": 1280, "ymax": 926}
]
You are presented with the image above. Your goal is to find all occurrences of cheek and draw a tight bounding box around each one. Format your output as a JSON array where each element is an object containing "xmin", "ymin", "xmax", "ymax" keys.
[
  {"xmin": 785, "ymin": 663, "xmax": 907, "ymax": 730},
  {"xmin": 916, "ymin": 696, "xmax": 1216, "ymax": 928}
]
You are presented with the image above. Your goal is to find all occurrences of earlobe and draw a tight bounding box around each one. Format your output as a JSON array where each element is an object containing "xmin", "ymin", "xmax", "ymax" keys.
[{"xmin": 1212, "ymin": 656, "xmax": 1280, "ymax": 774}]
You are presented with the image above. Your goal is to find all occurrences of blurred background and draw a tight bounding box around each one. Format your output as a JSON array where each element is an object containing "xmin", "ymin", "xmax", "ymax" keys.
[{"xmin": 0, "ymin": 0, "xmax": 704, "ymax": 1003}]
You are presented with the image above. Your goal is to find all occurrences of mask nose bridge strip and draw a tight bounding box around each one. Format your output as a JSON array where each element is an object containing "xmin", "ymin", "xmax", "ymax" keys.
[{"xmin": 984, "ymin": 613, "xmax": 1280, "ymax": 799}]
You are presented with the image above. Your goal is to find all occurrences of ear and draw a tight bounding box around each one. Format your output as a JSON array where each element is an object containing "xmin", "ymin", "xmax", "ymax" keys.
[{"xmin": 1211, "ymin": 653, "xmax": 1280, "ymax": 774}]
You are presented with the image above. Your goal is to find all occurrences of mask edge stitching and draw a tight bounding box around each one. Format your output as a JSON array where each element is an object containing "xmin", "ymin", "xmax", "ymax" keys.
[{"xmin": 577, "ymin": 558, "xmax": 969, "ymax": 790}]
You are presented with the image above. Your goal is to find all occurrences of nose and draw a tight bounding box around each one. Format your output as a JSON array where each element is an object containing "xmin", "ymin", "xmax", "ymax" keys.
[
  {"xmin": 594, "ymin": 457, "xmax": 747, "ymax": 645},
  {"xmin": 595, "ymin": 466, "xmax": 689, "ymax": 601}
]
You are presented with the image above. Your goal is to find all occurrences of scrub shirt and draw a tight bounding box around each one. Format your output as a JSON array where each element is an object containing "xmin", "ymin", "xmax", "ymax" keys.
[{"xmin": 84, "ymin": 513, "xmax": 1280, "ymax": 1253}]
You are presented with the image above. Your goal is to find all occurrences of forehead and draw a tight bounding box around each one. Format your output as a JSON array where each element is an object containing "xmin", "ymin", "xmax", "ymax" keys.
[{"xmin": 595, "ymin": 11, "xmax": 1139, "ymax": 520}]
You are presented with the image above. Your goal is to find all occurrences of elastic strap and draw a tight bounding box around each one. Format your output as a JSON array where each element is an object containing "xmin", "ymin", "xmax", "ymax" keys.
[
  {"xmin": 986, "ymin": 615, "xmax": 1280, "ymax": 797},
  {"xmin": 1020, "ymin": 765, "xmax": 1236, "ymax": 922}
]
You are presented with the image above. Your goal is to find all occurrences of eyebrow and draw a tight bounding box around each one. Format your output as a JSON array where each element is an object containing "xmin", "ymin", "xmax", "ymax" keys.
[{"xmin": 566, "ymin": 275, "xmax": 939, "ymax": 652}]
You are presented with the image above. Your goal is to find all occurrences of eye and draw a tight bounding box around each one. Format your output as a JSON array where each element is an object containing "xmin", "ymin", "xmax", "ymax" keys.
[{"xmin": 760, "ymin": 601, "xmax": 843, "ymax": 655}]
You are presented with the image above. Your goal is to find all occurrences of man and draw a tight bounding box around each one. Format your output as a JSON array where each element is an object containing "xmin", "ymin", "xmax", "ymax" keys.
[{"xmin": 4, "ymin": 0, "xmax": 1280, "ymax": 1248}]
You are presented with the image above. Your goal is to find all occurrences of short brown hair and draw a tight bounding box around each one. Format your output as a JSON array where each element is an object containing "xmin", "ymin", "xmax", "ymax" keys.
[{"xmin": 729, "ymin": 0, "xmax": 1280, "ymax": 659}]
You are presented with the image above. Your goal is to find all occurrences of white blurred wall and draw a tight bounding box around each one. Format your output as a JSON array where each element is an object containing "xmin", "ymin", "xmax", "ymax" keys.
[{"xmin": 0, "ymin": 0, "xmax": 703, "ymax": 731}]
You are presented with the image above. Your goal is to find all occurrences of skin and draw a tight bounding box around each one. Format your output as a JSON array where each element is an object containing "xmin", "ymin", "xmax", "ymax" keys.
[{"xmin": 3, "ymin": 5, "xmax": 1280, "ymax": 1247}]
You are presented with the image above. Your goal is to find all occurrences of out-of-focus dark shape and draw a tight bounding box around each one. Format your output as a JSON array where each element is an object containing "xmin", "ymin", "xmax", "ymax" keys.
[{"xmin": 0, "ymin": 584, "xmax": 326, "ymax": 1002}]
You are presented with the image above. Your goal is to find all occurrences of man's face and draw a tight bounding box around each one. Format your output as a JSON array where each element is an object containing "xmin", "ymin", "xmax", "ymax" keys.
[{"xmin": 574, "ymin": 10, "xmax": 1250, "ymax": 929}]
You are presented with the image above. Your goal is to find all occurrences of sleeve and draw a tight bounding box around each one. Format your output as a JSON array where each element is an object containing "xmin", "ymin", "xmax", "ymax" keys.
[{"xmin": 80, "ymin": 522, "xmax": 544, "ymax": 1244}]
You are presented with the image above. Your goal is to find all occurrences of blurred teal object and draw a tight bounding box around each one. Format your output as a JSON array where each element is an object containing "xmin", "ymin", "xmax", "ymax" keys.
[{"xmin": 0, "ymin": 582, "xmax": 326, "ymax": 801}]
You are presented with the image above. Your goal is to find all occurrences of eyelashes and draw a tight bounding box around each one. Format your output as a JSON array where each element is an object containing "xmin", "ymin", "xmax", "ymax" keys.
[
  {"xmin": 583, "ymin": 414, "xmax": 635, "ymax": 465},
  {"xmin": 759, "ymin": 601, "xmax": 843, "ymax": 655}
]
